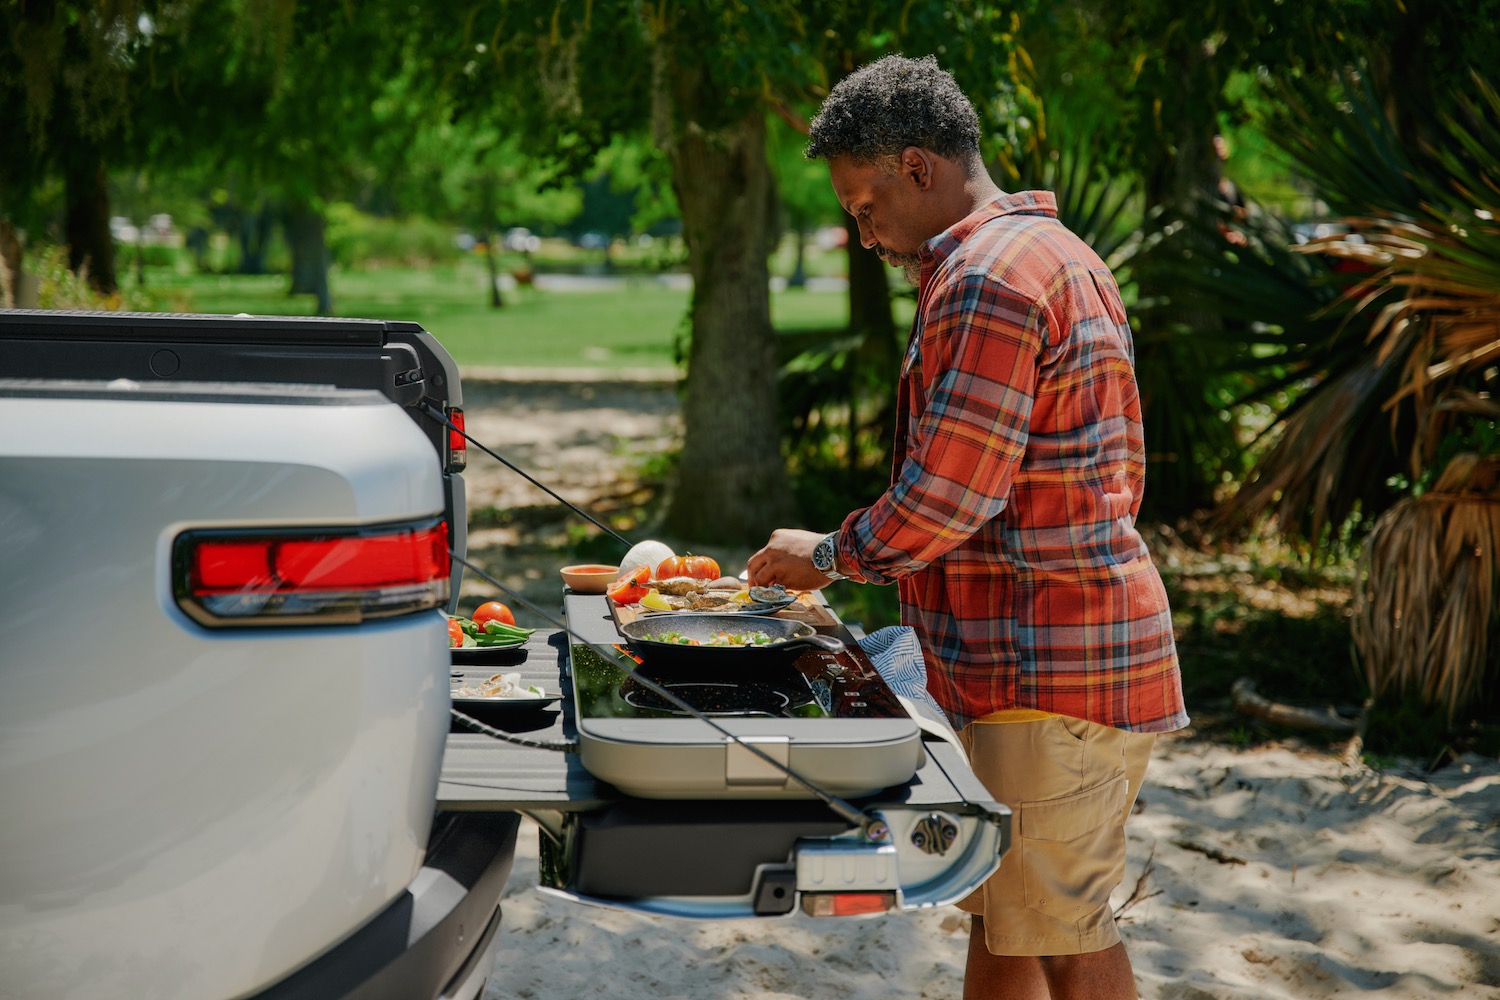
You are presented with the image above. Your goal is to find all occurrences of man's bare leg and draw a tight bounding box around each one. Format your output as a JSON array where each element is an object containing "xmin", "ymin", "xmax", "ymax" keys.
[
  {"xmin": 964, "ymin": 916, "xmax": 1048, "ymax": 1000},
  {"xmin": 964, "ymin": 916, "xmax": 1138, "ymax": 1000}
]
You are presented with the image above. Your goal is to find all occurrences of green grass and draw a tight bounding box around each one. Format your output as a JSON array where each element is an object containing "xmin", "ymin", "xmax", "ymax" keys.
[{"xmin": 138, "ymin": 260, "xmax": 874, "ymax": 371}]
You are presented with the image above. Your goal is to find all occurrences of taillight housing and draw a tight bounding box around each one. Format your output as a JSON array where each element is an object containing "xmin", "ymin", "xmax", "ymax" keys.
[
  {"xmin": 446, "ymin": 407, "xmax": 467, "ymax": 472},
  {"xmin": 173, "ymin": 519, "xmax": 450, "ymax": 627},
  {"xmin": 800, "ymin": 891, "xmax": 897, "ymax": 917}
]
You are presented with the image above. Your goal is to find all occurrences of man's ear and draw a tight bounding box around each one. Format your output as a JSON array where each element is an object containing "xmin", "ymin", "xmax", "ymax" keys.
[{"xmin": 900, "ymin": 147, "xmax": 933, "ymax": 190}]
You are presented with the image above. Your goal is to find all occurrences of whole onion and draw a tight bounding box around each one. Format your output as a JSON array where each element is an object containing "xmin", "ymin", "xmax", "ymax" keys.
[{"xmin": 617, "ymin": 539, "xmax": 675, "ymax": 578}]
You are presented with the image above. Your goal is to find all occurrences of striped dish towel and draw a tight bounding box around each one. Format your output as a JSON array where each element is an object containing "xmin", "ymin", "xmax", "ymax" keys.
[{"xmin": 856, "ymin": 625, "xmax": 960, "ymax": 750}]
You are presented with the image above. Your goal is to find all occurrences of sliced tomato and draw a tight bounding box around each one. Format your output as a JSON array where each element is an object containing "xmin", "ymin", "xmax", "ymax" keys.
[
  {"xmin": 448, "ymin": 617, "xmax": 465, "ymax": 647},
  {"xmin": 607, "ymin": 565, "xmax": 652, "ymax": 605}
]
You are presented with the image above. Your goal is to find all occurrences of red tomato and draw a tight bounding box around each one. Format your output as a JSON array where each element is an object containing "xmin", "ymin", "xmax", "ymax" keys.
[
  {"xmin": 472, "ymin": 601, "xmax": 515, "ymax": 627},
  {"xmin": 607, "ymin": 565, "xmax": 652, "ymax": 605},
  {"xmin": 656, "ymin": 554, "xmax": 721, "ymax": 581},
  {"xmin": 447, "ymin": 617, "xmax": 465, "ymax": 647}
]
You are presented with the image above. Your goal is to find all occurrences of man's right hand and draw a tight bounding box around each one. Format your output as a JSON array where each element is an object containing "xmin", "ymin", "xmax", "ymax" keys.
[{"xmin": 746, "ymin": 528, "xmax": 836, "ymax": 589}]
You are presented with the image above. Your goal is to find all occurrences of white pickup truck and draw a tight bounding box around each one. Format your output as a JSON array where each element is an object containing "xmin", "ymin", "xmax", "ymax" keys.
[{"xmin": 0, "ymin": 310, "xmax": 1009, "ymax": 1000}]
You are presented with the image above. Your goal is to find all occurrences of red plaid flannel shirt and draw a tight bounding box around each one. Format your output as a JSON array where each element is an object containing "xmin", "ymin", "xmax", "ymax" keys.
[{"xmin": 837, "ymin": 191, "xmax": 1187, "ymax": 733}]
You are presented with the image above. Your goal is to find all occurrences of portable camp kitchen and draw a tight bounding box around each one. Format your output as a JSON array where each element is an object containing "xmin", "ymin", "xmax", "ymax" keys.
[{"xmin": 439, "ymin": 591, "xmax": 1011, "ymax": 919}]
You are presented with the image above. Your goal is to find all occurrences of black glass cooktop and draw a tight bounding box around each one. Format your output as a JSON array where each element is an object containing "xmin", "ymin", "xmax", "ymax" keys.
[{"xmin": 569, "ymin": 643, "xmax": 908, "ymax": 721}]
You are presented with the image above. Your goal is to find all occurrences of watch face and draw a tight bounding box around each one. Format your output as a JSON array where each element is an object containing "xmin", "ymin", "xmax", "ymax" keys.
[{"xmin": 814, "ymin": 536, "xmax": 835, "ymax": 573}]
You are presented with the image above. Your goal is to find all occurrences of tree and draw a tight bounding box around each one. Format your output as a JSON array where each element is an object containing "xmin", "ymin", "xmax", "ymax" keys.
[
  {"xmin": 455, "ymin": 3, "xmax": 804, "ymax": 543},
  {"xmin": 458, "ymin": 2, "xmax": 1024, "ymax": 544},
  {"xmin": 397, "ymin": 116, "xmax": 582, "ymax": 308},
  {"xmin": 0, "ymin": 0, "xmax": 295, "ymax": 296},
  {"xmin": 1, "ymin": 0, "xmax": 151, "ymax": 295}
]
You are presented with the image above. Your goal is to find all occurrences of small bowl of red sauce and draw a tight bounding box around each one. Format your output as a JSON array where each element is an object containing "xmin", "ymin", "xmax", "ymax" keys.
[{"xmin": 560, "ymin": 563, "xmax": 621, "ymax": 595}]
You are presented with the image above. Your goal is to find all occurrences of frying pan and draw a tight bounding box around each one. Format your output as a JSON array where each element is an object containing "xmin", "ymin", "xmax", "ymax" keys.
[{"xmin": 619, "ymin": 614, "xmax": 844, "ymax": 674}]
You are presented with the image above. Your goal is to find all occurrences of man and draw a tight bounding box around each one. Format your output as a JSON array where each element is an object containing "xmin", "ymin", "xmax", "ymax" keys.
[{"xmin": 747, "ymin": 54, "xmax": 1186, "ymax": 1000}]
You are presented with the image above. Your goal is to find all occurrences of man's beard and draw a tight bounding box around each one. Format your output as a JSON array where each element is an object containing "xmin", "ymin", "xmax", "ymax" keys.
[{"xmin": 878, "ymin": 247, "xmax": 923, "ymax": 287}]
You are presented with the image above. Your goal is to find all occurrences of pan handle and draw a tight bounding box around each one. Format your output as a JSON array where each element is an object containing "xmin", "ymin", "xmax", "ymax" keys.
[{"xmin": 794, "ymin": 633, "xmax": 845, "ymax": 654}]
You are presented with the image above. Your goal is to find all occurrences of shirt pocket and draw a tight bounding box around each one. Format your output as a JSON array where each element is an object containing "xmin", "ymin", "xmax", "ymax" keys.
[{"xmin": 1018, "ymin": 774, "xmax": 1129, "ymax": 922}]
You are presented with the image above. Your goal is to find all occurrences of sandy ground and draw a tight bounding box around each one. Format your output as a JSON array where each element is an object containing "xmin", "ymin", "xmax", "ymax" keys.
[
  {"xmin": 460, "ymin": 374, "xmax": 1500, "ymax": 999},
  {"xmin": 481, "ymin": 741, "xmax": 1500, "ymax": 1000}
]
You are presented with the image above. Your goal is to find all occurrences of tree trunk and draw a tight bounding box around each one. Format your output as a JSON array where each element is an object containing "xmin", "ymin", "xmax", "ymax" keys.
[
  {"xmin": 844, "ymin": 214, "xmax": 903, "ymax": 474},
  {"xmin": 484, "ymin": 232, "xmax": 504, "ymax": 308},
  {"xmin": 286, "ymin": 202, "xmax": 333, "ymax": 315},
  {"xmin": 237, "ymin": 204, "xmax": 274, "ymax": 275},
  {"xmin": 64, "ymin": 156, "xmax": 117, "ymax": 295},
  {"xmin": 787, "ymin": 212, "xmax": 807, "ymax": 289},
  {"xmin": 1134, "ymin": 38, "xmax": 1222, "ymax": 519},
  {"xmin": 0, "ymin": 218, "xmax": 23, "ymax": 308},
  {"xmin": 657, "ymin": 84, "xmax": 795, "ymax": 543},
  {"xmin": 845, "ymin": 214, "xmax": 896, "ymax": 345}
]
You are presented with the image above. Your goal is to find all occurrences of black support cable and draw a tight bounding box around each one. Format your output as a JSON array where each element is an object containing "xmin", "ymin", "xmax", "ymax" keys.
[{"xmin": 422, "ymin": 402, "xmax": 634, "ymax": 550}]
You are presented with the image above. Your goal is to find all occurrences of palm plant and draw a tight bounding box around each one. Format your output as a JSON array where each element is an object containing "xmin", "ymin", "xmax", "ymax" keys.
[{"xmin": 1229, "ymin": 68, "xmax": 1500, "ymax": 724}]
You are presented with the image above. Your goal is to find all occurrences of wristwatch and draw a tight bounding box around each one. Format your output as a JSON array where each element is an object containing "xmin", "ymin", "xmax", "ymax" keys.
[{"xmin": 811, "ymin": 531, "xmax": 847, "ymax": 583}]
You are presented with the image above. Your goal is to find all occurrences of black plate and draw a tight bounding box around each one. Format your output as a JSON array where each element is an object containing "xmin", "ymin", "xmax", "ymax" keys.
[
  {"xmin": 452, "ymin": 694, "xmax": 560, "ymax": 711},
  {"xmin": 451, "ymin": 642, "xmax": 528, "ymax": 665}
]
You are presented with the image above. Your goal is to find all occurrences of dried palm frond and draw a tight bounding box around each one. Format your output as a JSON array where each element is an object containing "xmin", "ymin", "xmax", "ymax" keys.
[{"xmin": 1352, "ymin": 453, "xmax": 1500, "ymax": 722}]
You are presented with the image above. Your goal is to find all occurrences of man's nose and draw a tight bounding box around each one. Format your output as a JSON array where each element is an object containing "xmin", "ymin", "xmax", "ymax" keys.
[{"xmin": 855, "ymin": 216, "xmax": 876, "ymax": 249}]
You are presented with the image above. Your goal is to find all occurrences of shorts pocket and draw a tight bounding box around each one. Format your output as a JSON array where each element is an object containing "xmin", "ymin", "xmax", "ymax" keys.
[{"xmin": 1018, "ymin": 775, "xmax": 1128, "ymax": 922}]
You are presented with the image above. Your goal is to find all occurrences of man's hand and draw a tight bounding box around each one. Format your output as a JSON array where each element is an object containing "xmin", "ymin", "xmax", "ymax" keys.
[{"xmin": 747, "ymin": 528, "xmax": 835, "ymax": 589}]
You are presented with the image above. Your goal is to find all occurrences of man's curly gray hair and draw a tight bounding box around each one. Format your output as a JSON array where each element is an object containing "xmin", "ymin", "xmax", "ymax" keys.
[{"xmin": 806, "ymin": 54, "xmax": 981, "ymax": 166}]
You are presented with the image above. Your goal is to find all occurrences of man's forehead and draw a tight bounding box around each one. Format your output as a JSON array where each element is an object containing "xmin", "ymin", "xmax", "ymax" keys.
[{"xmin": 828, "ymin": 156, "xmax": 882, "ymax": 201}]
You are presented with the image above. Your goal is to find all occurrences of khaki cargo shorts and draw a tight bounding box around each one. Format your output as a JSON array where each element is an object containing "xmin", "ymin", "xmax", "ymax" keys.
[{"xmin": 956, "ymin": 713, "xmax": 1155, "ymax": 956}]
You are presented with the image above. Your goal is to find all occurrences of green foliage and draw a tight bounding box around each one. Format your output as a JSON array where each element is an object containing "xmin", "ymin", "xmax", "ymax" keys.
[
  {"xmin": 324, "ymin": 204, "xmax": 463, "ymax": 269},
  {"xmin": 28, "ymin": 246, "xmax": 152, "ymax": 311}
]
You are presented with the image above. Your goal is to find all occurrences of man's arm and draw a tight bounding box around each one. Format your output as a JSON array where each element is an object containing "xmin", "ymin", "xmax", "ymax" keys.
[
  {"xmin": 838, "ymin": 269, "xmax": 1044, "ymax": 584},
  {"xmin": 749, "ymin": 271, "xmax": 1045, "ymax": 588}
]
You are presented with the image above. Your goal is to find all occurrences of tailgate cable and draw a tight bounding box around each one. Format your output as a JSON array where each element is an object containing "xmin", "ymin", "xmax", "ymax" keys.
[
  {"xmin": 422, "ymin": 402, "xmax": 633, "ymax": 548},
  {"xmin": 450, "ymin": 552, "xmax": 881, "ymax": 836},
  {"xmin": 449, "ymin": 707, "xmax": 577, "ymax": 752}
]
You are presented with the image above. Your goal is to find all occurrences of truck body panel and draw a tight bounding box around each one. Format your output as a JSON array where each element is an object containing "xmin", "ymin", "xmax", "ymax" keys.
[{"xmin": 0, "ymin": 383, "xmax": 452, "ymax": 998}]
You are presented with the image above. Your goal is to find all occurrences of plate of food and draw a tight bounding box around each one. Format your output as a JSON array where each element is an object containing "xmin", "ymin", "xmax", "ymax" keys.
[
  {"xmin": 449, "ymin": 606, "xmax": 537, "ymax": 661},
  {"xmin": 635, "ymin": 580, "xmax": 798, "ymax": 615},
  {"xmin": 450, "ymin": 672, "xmax": 559, "ymax": 710}
]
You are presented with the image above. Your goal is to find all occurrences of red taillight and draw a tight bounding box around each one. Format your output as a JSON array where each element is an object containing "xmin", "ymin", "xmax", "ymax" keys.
[
  {"xmin": 800, "ymin": 892, "xmax": 897, "ymax": 918},
  {"xmin": 447, "ymin": 407, "xmax": 467, "ymax": 472},
  {"xmin": 175, "ymin": 520, "xmax": 450, "ymax": 626}
]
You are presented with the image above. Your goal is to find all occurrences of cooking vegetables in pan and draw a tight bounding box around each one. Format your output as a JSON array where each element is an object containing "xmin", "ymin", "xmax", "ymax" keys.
[{"xmin": 653, "ymin": 630, "xmax": 791, "ymax": 647}]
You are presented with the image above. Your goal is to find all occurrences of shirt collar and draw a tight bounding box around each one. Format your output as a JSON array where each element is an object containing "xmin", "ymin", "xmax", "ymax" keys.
[{"xmin": 918, "ymin": 190, "xmax": 1058, "ymax": 273}]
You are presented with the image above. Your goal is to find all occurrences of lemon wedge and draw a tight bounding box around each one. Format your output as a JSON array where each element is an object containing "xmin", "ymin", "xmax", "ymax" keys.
[
  {"xmin": 640, "ymin": 589, "xmax": 674, "ymax": 611},
  {"xmin": 730, "ymin": 589, "xmax": 753, "ymax": 604}
]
